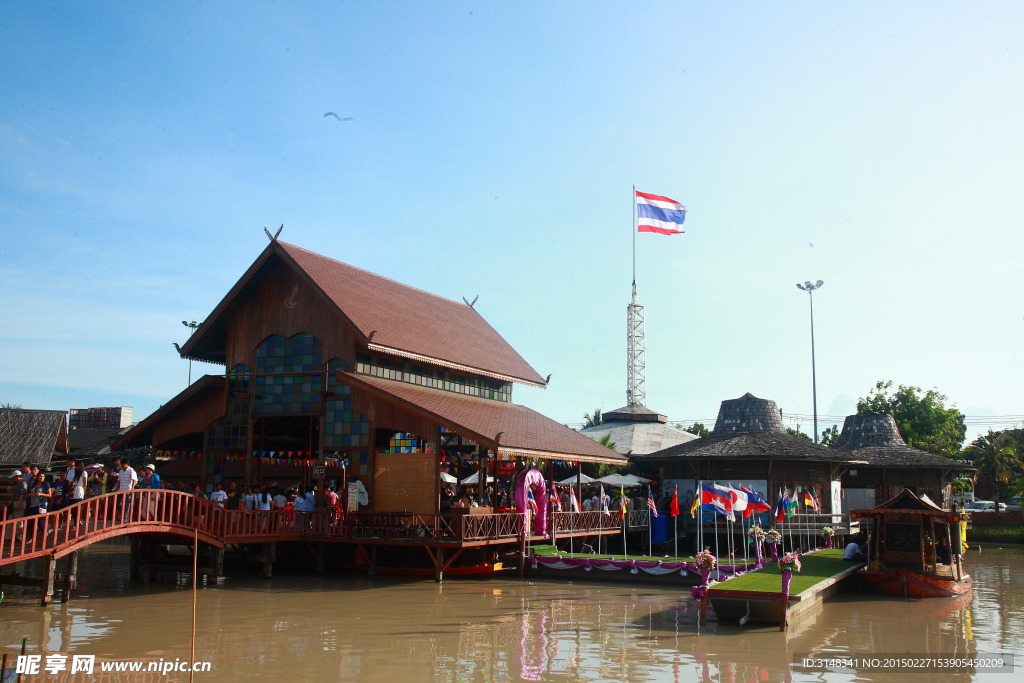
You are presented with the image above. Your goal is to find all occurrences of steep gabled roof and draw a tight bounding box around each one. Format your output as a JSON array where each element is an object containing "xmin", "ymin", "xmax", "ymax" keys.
[
  {"xmin": 179, "ymin": 241, "xmax": 546, "ymax": 387},
  {"xmin": 0, "ymin": 409, "xmax": 70, "ymax": 466}
]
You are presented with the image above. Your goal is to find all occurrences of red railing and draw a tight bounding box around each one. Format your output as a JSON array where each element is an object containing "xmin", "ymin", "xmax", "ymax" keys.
[
  {"xmin": 0, "ymin": 490, "xmax": 226, "ymax": 565},
  {"xmin": 0, "ymin": 492, "xmax": 637, "ymax": 566}
]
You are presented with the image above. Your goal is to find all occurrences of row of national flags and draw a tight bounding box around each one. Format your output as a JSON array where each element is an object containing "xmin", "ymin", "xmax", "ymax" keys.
[{"xmin": 772, "ymin": 487, "xmax": 822, "ymax": 521}]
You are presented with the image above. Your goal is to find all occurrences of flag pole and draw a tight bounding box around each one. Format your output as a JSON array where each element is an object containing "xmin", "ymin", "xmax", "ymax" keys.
[{"xmin": 632, "ymin": 184, "xmax": 637, "ymax": 286}]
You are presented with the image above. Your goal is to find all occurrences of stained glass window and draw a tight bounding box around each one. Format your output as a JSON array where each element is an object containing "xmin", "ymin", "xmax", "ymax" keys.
[{"xmin": 253, "ymin": 334, "xmax": 323, "ymax": 415}]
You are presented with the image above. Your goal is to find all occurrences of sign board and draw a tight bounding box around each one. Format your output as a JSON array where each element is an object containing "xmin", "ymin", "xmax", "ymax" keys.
[
  {"xmin": 496, "ymin": 461, "xmax": 517, "ymax": 477},
  {"xmin": 312, "ymin": 464, "xmax": 325, "ymax": 478}
]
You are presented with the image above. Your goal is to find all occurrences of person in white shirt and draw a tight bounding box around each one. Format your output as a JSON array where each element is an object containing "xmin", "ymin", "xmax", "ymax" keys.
[
  {"xmin": 209, "ymin": 482, "xmax": 228, "ymax": 507},
  {"xmin": 117, "ymin": 459, "xmax": 138, "ymax": 491},
  {"xmin": 116, "ymin": 459, "xmax": 138, "ymax": 523}
]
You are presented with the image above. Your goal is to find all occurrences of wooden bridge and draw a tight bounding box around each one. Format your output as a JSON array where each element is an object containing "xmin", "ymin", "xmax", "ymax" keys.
[{"xmin": 0, "ymin": 490, "xmax": 636, "ymax": 602}]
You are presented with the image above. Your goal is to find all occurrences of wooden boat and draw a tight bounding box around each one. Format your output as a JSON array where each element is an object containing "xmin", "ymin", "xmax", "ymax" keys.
[{"xmin": 851, "ymin": 489, "xmax": 971, "ymax": 598}]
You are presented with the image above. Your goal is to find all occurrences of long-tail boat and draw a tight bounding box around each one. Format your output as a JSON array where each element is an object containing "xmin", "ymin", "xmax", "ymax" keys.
[{"xmin": 851, "ymin": 488, "xmax": 971, "ymax": 598}]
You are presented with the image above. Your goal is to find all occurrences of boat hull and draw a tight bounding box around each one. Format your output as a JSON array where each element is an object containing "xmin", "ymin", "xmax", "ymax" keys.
[{"xmin": 859, "ymin": 568, "xmax": 972, "ymax": 598}]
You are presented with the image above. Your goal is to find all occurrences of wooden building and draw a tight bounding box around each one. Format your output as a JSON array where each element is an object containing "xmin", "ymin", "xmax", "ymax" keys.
[
  {"xmin": 633, "ymin": 393, "xmax": 857, "ymax": 519},
  {"xmin": 114, "ymin": 238, "xmax": 625, "ymax": 515},
  {"xmin": 835, "ymin": 412, "xmax": 974, "ymax": 511}
]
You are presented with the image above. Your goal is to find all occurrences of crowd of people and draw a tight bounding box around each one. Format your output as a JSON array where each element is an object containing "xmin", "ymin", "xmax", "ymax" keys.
[{"xmin": 3, "ymin": 459, "xmax": 373, "ymax": 529}]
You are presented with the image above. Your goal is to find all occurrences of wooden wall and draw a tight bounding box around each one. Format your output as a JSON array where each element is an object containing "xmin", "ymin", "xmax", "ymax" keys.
[
  {"xmin": 152, "ymin": 385, "xmax": 227, "ymax": 447},
  {"xmin": 226, "ymin": 262, "xmax": 358, "ymax": 369}
]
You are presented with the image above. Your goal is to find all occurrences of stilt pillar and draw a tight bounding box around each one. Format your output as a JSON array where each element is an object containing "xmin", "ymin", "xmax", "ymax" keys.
[
  {"xmin": 262, "ymin": 543, "xmax": 275, "ymax": 578},
  {"xmin": 129, "ymin": 537, "xmax": 140, "ymax": 579},
  {"xmin": 212, "ymin": 546, "xmax": 225, "ymax": 577},
  {"xmin": 41, "ymin": 555, "xmax": 56, "ymax": 606},
  {"xmin": 59, "ymin": 551, "xmax": 79, "ymax": 603}
]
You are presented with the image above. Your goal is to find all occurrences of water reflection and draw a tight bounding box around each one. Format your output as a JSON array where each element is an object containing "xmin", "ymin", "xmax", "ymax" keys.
[{"xmin": 1, "ymin": 541, "xmax": 1022, "ymax": 681}]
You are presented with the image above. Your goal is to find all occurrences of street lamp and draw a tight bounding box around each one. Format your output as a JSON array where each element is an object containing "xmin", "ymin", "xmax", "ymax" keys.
[
  {"xmin": 181, "ymin": 320, "xmax": 198, "ymax": 385},
  {"xmin": 795, "ymin": 280, "xmax": 824, "ymax": 443}
]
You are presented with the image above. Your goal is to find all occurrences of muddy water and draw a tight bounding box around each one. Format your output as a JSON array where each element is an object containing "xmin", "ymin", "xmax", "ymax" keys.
[{"xmin": 1, "ymin": 541, "xmax": 1022, "ymax": 682}]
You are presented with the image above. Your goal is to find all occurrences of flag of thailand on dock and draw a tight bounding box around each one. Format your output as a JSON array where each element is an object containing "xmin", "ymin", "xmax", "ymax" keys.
[{"xmin": 636, "ymin": 190, "xmax": 687, "ymax": 235}]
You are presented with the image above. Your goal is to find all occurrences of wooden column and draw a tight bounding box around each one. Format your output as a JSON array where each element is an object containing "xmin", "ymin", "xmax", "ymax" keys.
[{"xmin": 41, "ymin": 555, "xmax": 56, "ymax": 606}]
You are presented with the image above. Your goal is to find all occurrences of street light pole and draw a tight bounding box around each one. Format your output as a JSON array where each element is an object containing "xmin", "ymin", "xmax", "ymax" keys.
[
  {"xmin": 182, "ymin": 320, "xmax": 198, "ymax": 385},
  {"xmin": 795, "ymin": 281, "xmax": 824, "ymax": 443}
]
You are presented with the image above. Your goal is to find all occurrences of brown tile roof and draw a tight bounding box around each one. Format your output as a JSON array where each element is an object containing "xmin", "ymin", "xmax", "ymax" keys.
[
  {"xmin": 338, "ymin": 371, "xmax": 626, "ymax": 465},
  {"xmin": 0, "ymin": 409, "xmax": 70, "ymax": 466},
  {"xmin": 181, "ymin": 241, "xmax": 546, "ymax": 386},
  {"xmin": 112, "ymin": 375, "xmax": 225, "ymax": 450}
]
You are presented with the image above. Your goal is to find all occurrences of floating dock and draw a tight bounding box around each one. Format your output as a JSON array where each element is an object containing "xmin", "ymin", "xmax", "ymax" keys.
[{"xmin": 706, "ymin": 549, "xmax": 866, "ymax": 630}]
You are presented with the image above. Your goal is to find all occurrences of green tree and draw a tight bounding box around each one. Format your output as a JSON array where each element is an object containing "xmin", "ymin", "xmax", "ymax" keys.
[
  {"xmin": 582, "ymin": 408, "xmax": 603, "ymax": 429},
  {"xmin": 596, "ymin": 433, "xmax": 617, "ymax": 452},
  {"xmin": 965, "ymin": 430, "xmax": 1023, "ymax": 522},
  {"xmin": 856, "ymin": 381, "xmax": 966, "ymax": 458},
  {"xmin": 819, "ymin": 424, "xmax": 840, "ymax": 447},
  {"xmin": 787, "ymin": 427, "xmax": 812, "ymax": 442},
  {"xmin": 681, "ymin": 422, "xmax": 710, "ymax": 437},
  {"xmin": 1, "ymin": 402, "xmax": 23, "ymax": 409}
]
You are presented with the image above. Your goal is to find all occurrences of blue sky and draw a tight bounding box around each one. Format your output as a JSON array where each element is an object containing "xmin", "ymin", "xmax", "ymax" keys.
[{"xmin": 2, "ymin": 2, "xmax": 1022, "ymax": 443}]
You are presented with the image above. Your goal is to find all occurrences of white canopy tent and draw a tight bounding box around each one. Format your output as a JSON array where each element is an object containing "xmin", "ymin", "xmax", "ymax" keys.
[
  {"xmin": 596, "ymin": 473, "xmax": 643, "ymax": 488},
  {"xmin": 460, "ymin": 472, "xmax": 495, "ymax": 485},
  {"xmin": 440, "ymin": 472, "xmax": 458, "ymax": 484},
  {"xmin": 557, "ymin": 473, "xmax": 597, "ymax": 486}
]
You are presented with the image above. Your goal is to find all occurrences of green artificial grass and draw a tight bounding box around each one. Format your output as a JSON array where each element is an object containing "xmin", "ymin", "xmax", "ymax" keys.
[
  {"xmin": 708, "ymin": 549, "xmax": 854, "ymax": 596},
  {"xmin": 529, "ymin": 544, "xmax": 696, "ymax": 563}
]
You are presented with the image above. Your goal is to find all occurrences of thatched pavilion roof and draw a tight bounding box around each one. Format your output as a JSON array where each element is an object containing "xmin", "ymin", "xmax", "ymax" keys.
[
  {"xmin": 634, "ymin": 393, "xmax": 853, "ymax": 463},
  {"xmin": 0, "ymin": 408, "xmax": 70, "ymax": 466},
  {"xmin": 834, "ymin": 413, "xmax": 974, "ymax": 472}
]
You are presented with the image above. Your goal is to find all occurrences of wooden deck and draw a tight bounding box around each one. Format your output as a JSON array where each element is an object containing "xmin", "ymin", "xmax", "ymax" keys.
[
  {"xmin": 0, "ymin": 490, "xmax": 632, "ymax": 568},
  {"xmin": 706, "ymin": 549, "xmax": 866, "ymax": 629}
]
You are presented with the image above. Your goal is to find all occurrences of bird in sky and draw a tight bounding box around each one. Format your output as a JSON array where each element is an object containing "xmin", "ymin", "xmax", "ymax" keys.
[{"xmin": 324, "ymin": 112, "xmax": 353, "ymax": 121}]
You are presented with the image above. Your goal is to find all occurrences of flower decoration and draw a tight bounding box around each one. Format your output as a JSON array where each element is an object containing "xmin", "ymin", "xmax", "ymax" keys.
[
  {"xmin": 779, "ymin": 552, "xmax": 802, "ymax": 572},
  {"xmin": 748, "ymin": 525, "xmax": 766, "ymax": 541},
  {"xmin": 765, "ymin": 529, "xmax": 782, "ymax": 544},
  {"xmin": 821, "ymin": 526, "xmax": 835, "ymax": 537},
  {"xmin": 694, "ymin": 549, "xmax": 717, "ymax": 571}
]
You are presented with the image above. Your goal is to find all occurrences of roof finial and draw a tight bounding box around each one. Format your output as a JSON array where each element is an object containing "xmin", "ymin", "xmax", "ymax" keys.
[
  {"xmin": 463, "ymin": 295, "xmax": 479, "ymax": 308},
  {"xmin": 264, "ymin": 224, "xmax": 283, "ymax": 242}
]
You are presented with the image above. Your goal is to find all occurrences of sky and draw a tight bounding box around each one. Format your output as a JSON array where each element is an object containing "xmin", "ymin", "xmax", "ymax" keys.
[{"xmin": 1, "ymin": 1, "xmax": 1022, "ymax": 445}]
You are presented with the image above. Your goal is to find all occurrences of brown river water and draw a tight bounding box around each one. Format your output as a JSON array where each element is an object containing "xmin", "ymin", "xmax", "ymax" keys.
[{"xmin": 1, "ymin": 540, "xmax": 1022, "ymax": 682}]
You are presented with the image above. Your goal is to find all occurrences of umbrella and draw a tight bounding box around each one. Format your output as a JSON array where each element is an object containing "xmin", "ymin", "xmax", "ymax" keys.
[
  {"xmin": 596, "ymin": 473, "xmax": 642, "ymax": 488},
  {"xmin": 557, "ymin": 473, "xmax": 596, "ymax": 485},
  {"xmin": 440, "ymin": 472, "xmax": 457, "ymax": 484},
  {"xmin": 460, "ymin": 472, "xmax": 495, "ymax": 485},
  {"xmin": 620, "ymin": 473, "xmax": 652, "ymax": 485}
]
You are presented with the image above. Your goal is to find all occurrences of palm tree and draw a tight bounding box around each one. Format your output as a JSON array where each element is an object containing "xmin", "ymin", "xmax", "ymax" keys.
[
  {"xmin": 582, "ymin": 408, "xmax": 603, "ymax": 429},
  {"xmin": 966, "ymin": 430, "xmax": 1022, "ymax": 523}
]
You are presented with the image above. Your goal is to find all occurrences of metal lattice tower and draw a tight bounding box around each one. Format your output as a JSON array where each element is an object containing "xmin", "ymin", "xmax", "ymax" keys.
[{"xmin": 626, "ymin": 282, "xmax": 646, "ymax": 406}]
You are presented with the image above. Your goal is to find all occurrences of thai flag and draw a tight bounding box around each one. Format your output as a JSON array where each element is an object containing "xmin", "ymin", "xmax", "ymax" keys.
[
  {"xmin": 549, "ymin": 486, "xmax": 561, "ymax": 512},
  {"xmin": 701, "ymin": 483, "xmax": 733, "ymax": 517},
  {"xmin": 527, "ymin": 489, "xmax": 539, "ymax": 515},
  {"xmin": 636, "ymin": 190, "xmax": 686, "ymax": 235},
  {"xmin": 569, "ymin": 487, "xmax": 581, "ymax": 513}
]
